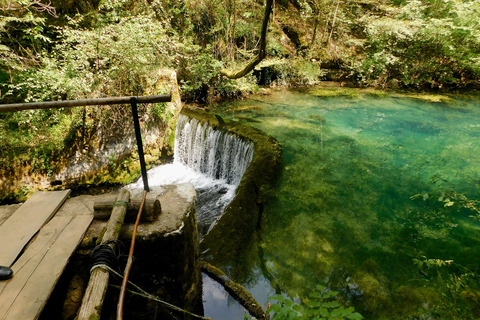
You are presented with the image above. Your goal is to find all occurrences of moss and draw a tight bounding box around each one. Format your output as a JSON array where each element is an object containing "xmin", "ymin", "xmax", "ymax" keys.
[
  {"xmin": 391, "ymin": 92, "xmax": 457, "ymax": 104},
  {"xmin": 308, "ymin": 114, "xmax": 326, "ymax": 123},
  {"xmin": 80, "ymin": 235, "xmax": 96, "ymax": 249},
  {"xmin": 114, "ymin": 215, "xmax": 126, "ymax": 237},
  {"xmin": 89, "ymin": 310, "xmax": 101, "ymax": 320},
  {"xmin": 461, "ymin": 289, "xmax": 480, "ymax": 315},
  {"xmin": 0, "ymin": 186, "xmax": 35, "ymax": 204},
  {"xmin": 353, "ymin": 272, "xmax": 389, "ymax": 312},
  {"xmin": 307, "ymin": 86, "xmax": 399, "ymax": 99},
  {"xmin": 0, "ymin": 143, "xmax": 167, "ymax": 205},
  {"xmin": 308, "ymin": 87, "xmax": 360, "ymax": 98},
  {"xmin": 95, "ymin": 226, "xmax": 107, "ymax": 246}
]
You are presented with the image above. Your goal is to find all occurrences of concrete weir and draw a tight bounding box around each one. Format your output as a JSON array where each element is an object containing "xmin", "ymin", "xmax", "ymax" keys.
[{"xmin": 56, "ymin": 184, "xmax": 202, "ymax": 320}]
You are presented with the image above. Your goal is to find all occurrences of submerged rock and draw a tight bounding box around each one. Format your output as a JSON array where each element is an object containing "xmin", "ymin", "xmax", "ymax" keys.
[{"xmin": 350, "ymin": 272, "xmax": 389, "ymax": 312}]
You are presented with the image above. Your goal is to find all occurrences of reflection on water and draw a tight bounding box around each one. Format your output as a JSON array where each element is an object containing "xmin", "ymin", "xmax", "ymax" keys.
[
  {"xmin": 206, "ymin": 90, "xmax": 480, "ymax": 319},
  {"xmin": 202, "ymin": 274, "xmax": 247, "ymax": 320}
]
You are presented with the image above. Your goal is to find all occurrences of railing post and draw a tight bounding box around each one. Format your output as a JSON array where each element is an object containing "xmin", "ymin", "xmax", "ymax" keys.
[{"xmin": 130, "ymin": 97, "xmax": 150, "ymax": 192}]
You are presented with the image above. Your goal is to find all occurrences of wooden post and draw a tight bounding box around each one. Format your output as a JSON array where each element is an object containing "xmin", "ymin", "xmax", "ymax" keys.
[{"xmin": 77, "ymin": 189, "xmax": 130, "ymax": 320}]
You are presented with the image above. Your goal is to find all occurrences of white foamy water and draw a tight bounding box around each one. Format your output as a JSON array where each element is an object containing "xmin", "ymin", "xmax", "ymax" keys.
[{"xmin": 128, "ymin": 114, "xmax": 253, "ymax": 235}]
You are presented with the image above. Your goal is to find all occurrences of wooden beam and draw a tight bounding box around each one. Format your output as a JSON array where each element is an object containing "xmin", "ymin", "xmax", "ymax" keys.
[
  {"xmin": 0, "ymin": 190, "xmax": 71, "ymax": 267},
  {"xmin": 77, "ymin": 189, "xmax": 130, "ymax": 320},
  {"xmin": 0, "ymin": 94, "xmax": 171, "ymax": 112},
  {"xmin": 93, "ymin": 194, "xmax": 161, "ymax": 222}
]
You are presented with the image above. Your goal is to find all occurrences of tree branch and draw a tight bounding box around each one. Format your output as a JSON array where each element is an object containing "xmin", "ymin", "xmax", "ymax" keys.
[{"xmin": 220, "ymin": 0, "xmax": 274, "ymax": 79}]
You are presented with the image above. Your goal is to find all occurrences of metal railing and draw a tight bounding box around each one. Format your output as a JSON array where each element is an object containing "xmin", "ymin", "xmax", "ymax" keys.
[{"xmin": 0, "ymin": 94, "xmax": 172, "ymax": 191}]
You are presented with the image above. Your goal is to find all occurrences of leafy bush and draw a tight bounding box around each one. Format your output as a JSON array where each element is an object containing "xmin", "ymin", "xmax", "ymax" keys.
[
  {"xmin": 357, "ymin": 0, "xmax": 480, "ymax": 88},
  {"xmin": 267, "ymin": 285, "xmax": 363, "ymax": 320}
]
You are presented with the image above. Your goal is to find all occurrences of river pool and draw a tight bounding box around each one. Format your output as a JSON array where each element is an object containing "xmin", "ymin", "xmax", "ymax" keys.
[{"xmin": 205, "ymin": 89, "xmax": 480, "ymax": 320}]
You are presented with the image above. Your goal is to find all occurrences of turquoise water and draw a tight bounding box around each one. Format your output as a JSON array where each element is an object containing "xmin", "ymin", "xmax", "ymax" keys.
[{"xmin": 207, "ymin": 90, "xmax": 480, "ymax": 319}]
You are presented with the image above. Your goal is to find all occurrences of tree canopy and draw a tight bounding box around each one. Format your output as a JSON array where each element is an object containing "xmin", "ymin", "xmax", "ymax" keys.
[
  {"xmin": 1, "ymin": 0, "xmax": 479, "ymax": 193},
  {"xmin": 1, "ymin": 0, "xmax": 479, "ymax": 104}
]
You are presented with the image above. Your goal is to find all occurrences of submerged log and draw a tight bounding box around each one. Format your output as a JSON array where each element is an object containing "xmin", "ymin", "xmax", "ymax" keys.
[
  {"xmin": 199, "ymin": 261, "xmax": 266, "ymax": 320},
  {"xmin": 77, "ymin": 189, "xmax": 130, "ymax": 320},
  {"xmin": 93, "ymin": 194, "xmax": 161, "ymax": 222}
]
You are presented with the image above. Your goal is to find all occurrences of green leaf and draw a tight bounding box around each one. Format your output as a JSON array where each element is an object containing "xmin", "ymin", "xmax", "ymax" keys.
[
  {"xmin": 286, "ymin": 311, "xmax": 298, "ymax": 320},
  {"xmin": 347, "ymin": 312, "xmax": 364, "ymax": 320},
  {"xmin": 269, "ymin": 294, "xmax": 285, "ymax": 303},
  {"xmin": 319, "ymin": 307, "xmax": 329, "ymax": 317},
  {"xmin": 310, "ymin": 292, "xmax": 322, "ymax": 299},
  {"xmin": 342, "ymin": 307, "xmax": 355, "ymax": 316},
  {"xmin": 306, "ymin": 300, "xmax": 322, "ymax": 308},
  {"xmin": 316, "ymin": 284, "xmax": 326, "ymax": 292},
  {"xmin": 445, "ymin": 201, "xmax": 455, "ymax": 207},
  {"xmin": 331, "ymin": 307, "xmax": 343, "ymax": 317},
  {"xmin": 324, "ymin": 291, "xmax": 338, "ymax": 298},
  {"xmin": 284, "ymin": 299, "xmax": 293, "ymax": 308},
  {"xmin": 292, "ymin": 304, "xmax": 303, "ymax": 313},
  {"xmin": 323, "ymin": 301, "xmax": 340, "ymax": 308},
  {"xmin": 277, "ymin": 307, "xmax": 289, "ymax": 318}
]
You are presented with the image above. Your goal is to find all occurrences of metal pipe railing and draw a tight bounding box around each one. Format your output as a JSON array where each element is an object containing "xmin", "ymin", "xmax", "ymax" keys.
[
  {"xmin": 0, "ymin": 94, "xmax": 171, "ymax": 112},
  {"xmin": 0, "ymin": 94, "xmax": 172, "ymax": 191}
]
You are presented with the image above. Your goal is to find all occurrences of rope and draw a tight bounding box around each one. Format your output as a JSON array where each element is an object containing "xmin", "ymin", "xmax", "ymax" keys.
[
  {"xmin": 89, "ymin": 240, "xmax": 123, "ymax": 273},
  {"xmin": 110, "ymin": 284, "xmax": 213, "ymax": 320},
  {"xmin": 94, "ymin": 264, "xmax": 213, "ymax": 320}
]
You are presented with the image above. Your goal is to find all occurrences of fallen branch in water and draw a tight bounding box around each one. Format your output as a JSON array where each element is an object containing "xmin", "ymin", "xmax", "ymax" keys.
[{"xmin": 200, "ymin": 261, "xmax": 266, "ymax": 319}]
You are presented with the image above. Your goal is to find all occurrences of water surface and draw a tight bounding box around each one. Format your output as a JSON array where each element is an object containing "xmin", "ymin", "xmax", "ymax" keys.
[{"xmin": 208, "ymin": 90, "xmax": 480, "ymax": 319}]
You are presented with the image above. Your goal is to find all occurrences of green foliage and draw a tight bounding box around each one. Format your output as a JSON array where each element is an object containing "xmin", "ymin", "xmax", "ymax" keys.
[
  {"xmin": 266, "ymin": 286, "xmax": 363, "ymax": 320},
  {"xmin": 411, "ymin": 175, "xmax": 480, "ymax": 221},
  {"xmin": 0, "ymin": 0, "xmax": 57, "ymax": 102},
  {"xmin": 0, "ymin": 107, "xmax": 76, "ymax": 175},
  {"xmin": 407, "ymin": 177, "xmax": 480, "ymax": 319},
  {"xmin": 412, "ymin": 255, "xmax": 480, "ymax": 319},
  {"xmin": 357, "ymin": 0, "xmax": 480, "ymax": 88}
]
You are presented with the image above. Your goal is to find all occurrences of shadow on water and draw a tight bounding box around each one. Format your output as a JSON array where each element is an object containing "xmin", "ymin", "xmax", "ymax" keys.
[{"xmin": 207, "ymin": 90, "xmax": 480, "ymax": 319}]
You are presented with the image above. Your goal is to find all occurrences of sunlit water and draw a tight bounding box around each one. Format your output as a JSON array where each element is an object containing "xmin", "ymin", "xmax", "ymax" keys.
[{"xmin": 206, "ymin": 90, "xmax": 480, "ymax": 319}]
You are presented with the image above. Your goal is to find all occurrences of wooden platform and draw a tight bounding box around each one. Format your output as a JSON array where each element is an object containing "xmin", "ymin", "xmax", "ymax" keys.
[{"xmin": 0, "ymin": 191, "xmax": 94, "ymax": 320}]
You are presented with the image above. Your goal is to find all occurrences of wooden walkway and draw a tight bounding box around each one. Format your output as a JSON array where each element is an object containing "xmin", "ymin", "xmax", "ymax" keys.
[{"xmin": 0, "ymin": 191, "xmax": 94, "ymax": 320}]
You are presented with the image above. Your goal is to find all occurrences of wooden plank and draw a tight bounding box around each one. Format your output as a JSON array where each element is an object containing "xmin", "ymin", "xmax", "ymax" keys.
[
  {"xmin": 0, "ymin": 190, "xmax": 71, "ymax": 267},
  {"xmin": 0, "ymin": 198, "xmax": 93, "ymax": 320},
  {"xmin": 77, "ymin": 189, "xmax": 130, "ymax": 320},
  {"xmin": 0, "ymin": 204, "xmax": 21, "ymax": 228}
]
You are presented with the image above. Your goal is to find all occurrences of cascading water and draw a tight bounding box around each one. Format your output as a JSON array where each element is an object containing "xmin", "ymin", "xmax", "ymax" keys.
[{"xmin": 129, "ymin": 114, "xmax": 254, "ymax": 236}]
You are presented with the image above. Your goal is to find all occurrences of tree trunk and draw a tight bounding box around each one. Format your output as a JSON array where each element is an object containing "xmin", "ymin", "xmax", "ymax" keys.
[{"xmin": 220, "ymin": 0, "xmax": 274, "ymax": 79}]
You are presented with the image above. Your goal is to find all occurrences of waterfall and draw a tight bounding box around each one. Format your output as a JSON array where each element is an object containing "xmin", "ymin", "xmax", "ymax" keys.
[
  {"xmin": 174, "ymin": 114, "xmax": 253, "ymax": 186},
  {"xmin": 128, "ymin": 113, "xmax": 254, "ymax": 236}
]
